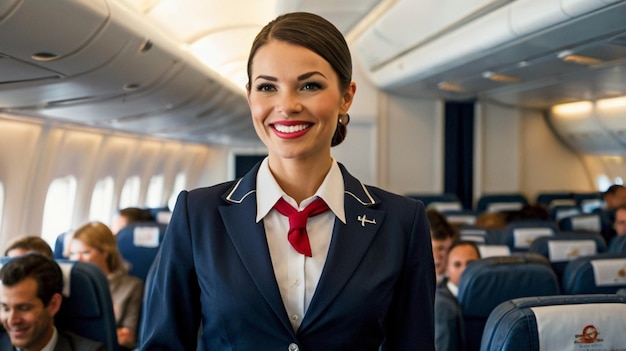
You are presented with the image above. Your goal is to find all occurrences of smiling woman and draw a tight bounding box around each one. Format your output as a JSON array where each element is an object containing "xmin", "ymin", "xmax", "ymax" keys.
[
  {"xmin": 4, "ymin": 1, "xmax": 626, "ymax": 350},
  {"xmin": 140, "ymin": 11, "xmax": 435, "ymax": 351}
]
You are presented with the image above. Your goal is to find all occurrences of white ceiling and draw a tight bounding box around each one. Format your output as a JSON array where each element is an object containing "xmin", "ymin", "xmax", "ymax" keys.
[
  {"xmin": 1, "ymin": 0, "xmax": 626, "ymax": 148},
  {"xmin": 121, "ymin": 0, "xmax": 383, "ymax": 90}
]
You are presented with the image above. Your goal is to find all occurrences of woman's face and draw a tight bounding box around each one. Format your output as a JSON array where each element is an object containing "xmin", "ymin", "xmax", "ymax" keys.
[
  {"xmin": 68, "ymin": 239, "xmax": 109, "ymax": 274},
  {"xmin": 247, "ymin": 40, "xmax": 355, "ymax": 163}
]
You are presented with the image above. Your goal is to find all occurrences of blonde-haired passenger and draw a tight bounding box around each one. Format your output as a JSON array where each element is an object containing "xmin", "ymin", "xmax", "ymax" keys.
[{"xmin": 68, "ymin": 222, "xmax": 142, "ymax": 350}]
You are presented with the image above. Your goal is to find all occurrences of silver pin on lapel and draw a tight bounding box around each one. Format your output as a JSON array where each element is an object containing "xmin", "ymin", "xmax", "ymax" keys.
[{"xmin": 357, "ymin": 215, "xmax": 376, "ymax": 227}]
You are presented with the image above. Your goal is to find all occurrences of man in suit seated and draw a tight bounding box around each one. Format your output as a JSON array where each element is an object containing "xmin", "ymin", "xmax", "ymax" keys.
[
  {"xmin": 0, "ymin": 253, "xmax": 104, "ymax": 351},
  {"xmin": 435, "ymin": 241, "xmax": 481, "ymax": 351}
]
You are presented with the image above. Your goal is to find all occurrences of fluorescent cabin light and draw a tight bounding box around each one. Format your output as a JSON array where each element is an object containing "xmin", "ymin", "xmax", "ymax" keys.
[
  {"xmin": 552, "ymin": 101, "xmax": 593, "ymax": 115},
  {"xmin": 597, "ymin": 96, "xmax": 626, "ymax": 110},
  {"xmin": 482, "ymin": 71, "xmax": 519, "ymax": 83},
  {"xmin": 437, "ymin": 81, "xmax": 464, "ymax": 92},
  {"xmin": 560, "ymin": 54, "xmax": 603, "ymax": 66}
]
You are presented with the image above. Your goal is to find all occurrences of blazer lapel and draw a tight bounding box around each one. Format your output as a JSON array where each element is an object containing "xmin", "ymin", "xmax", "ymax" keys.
[
  {"xmin": 219, "ymin": 164, "xmax": 295, "ymax": 336},
  {"xmin": 300, "ymin": 164, "xmax": 384, "ymax": 331}
]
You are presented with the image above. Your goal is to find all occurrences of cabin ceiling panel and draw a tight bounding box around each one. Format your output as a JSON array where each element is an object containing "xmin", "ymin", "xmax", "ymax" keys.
[
  {"xmin": 106, "ymin": 86, "xmax": 237, "ymax": 132},
  {"xmin": 0, "ymin": 55, "xmax": 60, "ymax": 83},
  {"xmin": 484, "ymin": 62, "xmax": 626, "ymax": 108},
  {"xmin": 277, "ymin": 0, "xmax": 383, "ymax": 33},
  {"xmin": 381, "ymin": 1, "xmax": 626, "ymax": 109},
  {"xmin": 0, "ymin": 0, "xmax": 259, "ymax": 146},
  {"xmin": 25, "ymin": 63, "xmax": 207, "ymax": 123},
  {"xmin": 0, "ymin": 0, "xmax": 109, "ymax": 64}
]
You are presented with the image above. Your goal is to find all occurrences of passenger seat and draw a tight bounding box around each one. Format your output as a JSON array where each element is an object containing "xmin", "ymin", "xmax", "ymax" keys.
[{"xmin": 458, "ymin": 254, "xmax": 560, "ymax": 351}]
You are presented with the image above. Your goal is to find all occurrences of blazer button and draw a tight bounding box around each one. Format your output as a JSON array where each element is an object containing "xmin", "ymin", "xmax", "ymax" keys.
[{"xmin": 288, "ymin": 343, "xmax": 299, "ymax": 351}]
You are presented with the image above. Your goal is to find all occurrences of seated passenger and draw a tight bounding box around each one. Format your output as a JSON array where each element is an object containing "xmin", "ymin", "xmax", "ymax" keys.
[
  {"xmin": 68, "ymin": 222, "xmax": 143, "ymax": 350},
  {"xmin": 110, "ymin": 207, "xmax": 152, "ymax": 235},
  {"xmin": 0, "ymin": 253, "xmax": 105, "ymax": 351},
  {"xmin": 475, "ymin": 211, "xmax": 507, "ymax": 230},
  {"xmin": 613, "ymin": 204, "xmax": 626, "ymax": 238},
  {"xmin": 428, "ymin": 208, "xmax": 459, "ymax": 284},
  {"xmin": 435, "ymin": 241, "xmax": 481, "ymax": 351},
  {"xmin": 3, "ymin": 236, "xmax": 53, "ymax": 258},
  {"xmin": 603, "ymin": 184, "xmax": 626, "ymax": 210}
]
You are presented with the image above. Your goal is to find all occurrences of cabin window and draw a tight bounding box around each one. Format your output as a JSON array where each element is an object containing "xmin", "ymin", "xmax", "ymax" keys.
[
  {"xmin": 146, "ymin": 174, "xmax": 164, "ymax": 208},
  {"xmin": 90, "ymin": 177, "xmax": 114, "ymax": 224},
  {"xmin": 597, "ymin": 175, "xmax": 612, "ymax": 192},
  {"xmin": 168, "ymin": 173, "xmax": 187, "ymax": 210},
  {"xmin": 42, "ymin": 176, "xmax": 77, "ymax": 248},
  {"xmin": 120, "ymin": 176, "xmax": 141, "ymax": 208}
]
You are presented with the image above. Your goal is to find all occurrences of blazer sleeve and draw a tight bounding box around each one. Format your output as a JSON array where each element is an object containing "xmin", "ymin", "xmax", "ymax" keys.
[
  {"xmin": 139, "ymin": 190, "xmax": 202, "ymax": 350},
  {"xmin": 381, "ymin": 200, "xmax": 436, "ymax": 350}
]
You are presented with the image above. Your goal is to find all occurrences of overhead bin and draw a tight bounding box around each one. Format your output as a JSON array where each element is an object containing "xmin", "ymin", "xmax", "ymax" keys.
[
  {"xmin": 353, "ymin": 0, "xmax": 624, "ymax": 92},
  {"xmin": 0, "ymin": 0, "xmax": 184, "ymax": 109},
  {"xmin": 0, "ymin": 0, "xmax": 255, "ymax": 145},
  {"xmin": 549, "ymin": 100, "xmax": 626, "ymax": 155},
  {"xmin": 0, "ymin": 0, "xmax": 109, "ymax": 82}
]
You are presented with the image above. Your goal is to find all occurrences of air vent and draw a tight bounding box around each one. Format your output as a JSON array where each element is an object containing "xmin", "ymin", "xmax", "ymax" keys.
[
  {"xmin": 45, "ymin": 96, "xmax": 99, "ymax": 107},
  {"xmin": 31, "ymin": 52, "xmax": 60, "ymax": 61},
  {"xmin": 139, "ymin": 40, "xmax": 153, "ymax": 53}
]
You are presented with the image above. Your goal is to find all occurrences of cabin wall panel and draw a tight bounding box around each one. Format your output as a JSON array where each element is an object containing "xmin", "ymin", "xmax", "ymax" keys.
[
  {"xmin": 476, "ymin": 102, "xmax": 592, "ymax": 204},
  {"xmin": 55, "ymin": 131, "xmax": 105, "ymax": 225},
  {"xmin": 380, "ymin": 95, "xmax": 441, "ymax": 195},
  {"xmin": 520, "ymin": 109, "xmax": 593, "ymax": 201},
  {"xmin": 476, "ymin": 102, "xmax": 522, "ymax": 197},
  {"xmin": 332, "ymin": 122, "xmax": 377, "ymax": 185},
  {"xmin": 0, "ymin": 119, "xmax": 43, "ymax": 248},
  {"xmin": 189, "ymin": 146, "xmax": 226, "ymax": 190}
]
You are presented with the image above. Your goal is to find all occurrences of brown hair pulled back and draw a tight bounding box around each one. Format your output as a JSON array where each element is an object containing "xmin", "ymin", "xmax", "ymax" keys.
[{"xmin": 247, "ymin": 12, "xmax": 352, "ymax": 146}]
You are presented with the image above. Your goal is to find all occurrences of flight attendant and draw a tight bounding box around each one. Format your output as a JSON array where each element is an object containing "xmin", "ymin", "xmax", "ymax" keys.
[{"xmin": 140, "ymin": 12, "xmax": 435, "ymax": 350}]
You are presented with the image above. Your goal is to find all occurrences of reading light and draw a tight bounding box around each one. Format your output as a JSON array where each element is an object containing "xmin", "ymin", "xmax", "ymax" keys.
[
  {"xmin": 597, "ymin": 96, "xmax": 626, "ymax": 110},
  {"xmin": 560, "ymin": 54, "xmax": 602, "ymax": 66},
  {"xmin": 31, "ymin": 52, "xmax": 59, "ymax": 61},
  {"xmin": 552, "ymin": 101, "xmax": 593, "ymax": 116},
  {"xmin": 437, "ymin": 81, "xmax": 464, "ymax": 92},
  {"xmin": 482, "ymin": 71, "xmax": 519, "ymax": 83}
]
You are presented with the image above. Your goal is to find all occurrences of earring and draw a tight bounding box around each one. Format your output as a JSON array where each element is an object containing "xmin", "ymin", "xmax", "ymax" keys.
[{"xmin": 339, "ymin": 114, "xmax": 350, "ymax": 125}]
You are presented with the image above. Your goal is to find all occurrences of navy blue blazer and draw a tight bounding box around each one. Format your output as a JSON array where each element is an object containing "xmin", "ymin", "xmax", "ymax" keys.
[{"xmin": 140, "ymin": 162, "xmax": 435, "ymax": 350}]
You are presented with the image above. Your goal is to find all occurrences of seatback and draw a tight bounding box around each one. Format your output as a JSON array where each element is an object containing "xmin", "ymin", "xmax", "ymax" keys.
[
  {"xmin": 475, "ymin": 193, "xmax": 528, "ymax": 213},
  {"xmin": 502, "ymin": 220, "xmax": 558, "ymax": 252},
  {"xmin": 442, "ymin": 210, "xmax": 478, "ymax": 226},
  {"xmin": 55, "ymin": 259, "xmax": 119, "ymax": 351},
  {"xmin": 549, "ymin": 204, "xmax": 581, "ymax": 222},
  {"xmin": 459, "ymin": 226, "xmax": 493, "ymax": 244},
  {"xmin": 535, "ymin": 192, "xmax": 573, "ymax": 207},
  {"xmin": 116, "ymin": 222, "xmax": 166, "ymax": 281},
  {"xmin": 480, "ymin": 294, "xmax": 626, "ymax": 351},
  {"xmin": 477, "ymin": 244, "xmax": 511, "ymax": 258},
  {"xmin": 558, "ymin": 213, "xmax": 602, "ymax": 233},
  {"xmin": 573, "ymin": 192, "xmax": 603, "ymax": 212},
  {"xmin": 562, "ymin": 252, "xmax": 626, "ymax": 294},
  {"xmin": 458, "ymin": 255, "xmax": 560, "ymax": 351},
  {"xmin": 406, "ymin": 192, "xmax": 462, "ymax": 210},
  {"xmin": 529, "ymin": 232, "xmax": 607, "ymax": 281},
  {"xmin": 53, "ymin": 231, "xmax": 70, "ymax": 259},
  {"xmin": 608, "ymin": 235, "xmax": 626, "ymax": 253}
]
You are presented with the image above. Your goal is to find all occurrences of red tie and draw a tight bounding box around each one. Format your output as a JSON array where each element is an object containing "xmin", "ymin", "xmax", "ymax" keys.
[{"xmin": 273, "ymin": 197, "xmax": 329, "ymax": 257}]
